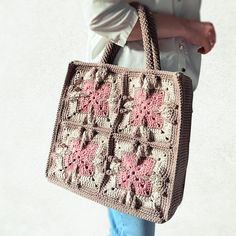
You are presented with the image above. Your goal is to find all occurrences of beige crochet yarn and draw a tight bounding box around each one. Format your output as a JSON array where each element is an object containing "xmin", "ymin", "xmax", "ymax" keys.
[{"xmin": 45, "ymin": 2, "xmax": 193, "ymax": 223}]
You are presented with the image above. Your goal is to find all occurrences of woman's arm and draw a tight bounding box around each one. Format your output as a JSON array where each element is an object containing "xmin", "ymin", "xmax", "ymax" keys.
[
  {"xmin": 127, "ymin": 11, "xmax": 216, "ymax": 54},
  {"xmin": 85, "ymin": 0, "xmax": 139, "ymax": 47},
  {"xmin": 85, "ymin": 0, "xmax": 216, "ymax": 54}
]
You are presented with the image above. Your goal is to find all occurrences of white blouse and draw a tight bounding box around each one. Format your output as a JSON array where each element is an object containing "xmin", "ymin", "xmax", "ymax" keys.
[{"xmin": 81, "ymin": 0, "xmax": 202, "ymax": 92}]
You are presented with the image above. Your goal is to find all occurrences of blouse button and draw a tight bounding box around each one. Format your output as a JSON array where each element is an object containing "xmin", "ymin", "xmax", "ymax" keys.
[{"xmin": 179, "ymin": 43, "xmax": 184, "ymax": 50}]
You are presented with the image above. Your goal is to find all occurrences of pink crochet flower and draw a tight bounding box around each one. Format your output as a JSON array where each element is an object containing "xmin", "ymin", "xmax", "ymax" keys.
[
  {"xmin": 117, "ymin": 153, "xmax": 155, "ymax": 196},
  {"xmin": 63, "ymin": 139, "xmax": 97, "ymax": 176},
  {"xmin": 78, "ymin": 80, "xmax": 110, "ymax": 117},
  {"xmin": 130, "ymin": 88, "xmax": 164, "ymax": 128}
]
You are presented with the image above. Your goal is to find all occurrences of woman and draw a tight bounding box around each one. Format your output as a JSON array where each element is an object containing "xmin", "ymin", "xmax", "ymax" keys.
[{"xmin": 81, "ymin": 0, "xmax": 216, "ymax": 235}]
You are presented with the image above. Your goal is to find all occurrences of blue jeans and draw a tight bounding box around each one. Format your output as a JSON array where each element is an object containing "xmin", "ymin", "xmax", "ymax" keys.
[{"xmin": 107, "ymin": 208, "xmax": 156, "ymax": 236}]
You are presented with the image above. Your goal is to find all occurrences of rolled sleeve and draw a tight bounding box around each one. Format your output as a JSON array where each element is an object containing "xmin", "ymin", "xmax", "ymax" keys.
[{"xmin": 85, "ymin": 1, "xmax": 139, "ymax": 47}]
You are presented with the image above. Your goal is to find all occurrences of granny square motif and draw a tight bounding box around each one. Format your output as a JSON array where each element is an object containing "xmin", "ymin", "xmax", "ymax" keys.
[{"xmin": 45, "ymin": 60, "xmax": 193, "ymax": 223}]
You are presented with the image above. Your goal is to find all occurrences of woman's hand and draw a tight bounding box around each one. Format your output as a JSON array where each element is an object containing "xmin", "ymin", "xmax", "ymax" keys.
[
  {"xmin": 183, "ymin": 19, "xmax": 216, "ymax": 54},
  {"xmin": 127, "ymin": 9, "xmax": 216, "ymax": 55}
]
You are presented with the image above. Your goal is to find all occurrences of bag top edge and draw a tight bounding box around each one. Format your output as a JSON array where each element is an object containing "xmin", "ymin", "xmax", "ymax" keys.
[{"xmin": 70, "ymin": 60, "xmax": 182, "ymax": 78}]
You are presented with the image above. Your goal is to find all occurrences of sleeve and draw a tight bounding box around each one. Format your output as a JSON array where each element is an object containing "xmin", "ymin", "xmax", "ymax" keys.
[{"xmin": 83, "ymin": 0, "xmax": 139, "ymax": 47}]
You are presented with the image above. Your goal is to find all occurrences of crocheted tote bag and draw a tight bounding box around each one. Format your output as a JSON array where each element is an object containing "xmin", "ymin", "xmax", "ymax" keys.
[{"xmin": 45, "ymin": 2, "xmax": 193, "ymax": 224}]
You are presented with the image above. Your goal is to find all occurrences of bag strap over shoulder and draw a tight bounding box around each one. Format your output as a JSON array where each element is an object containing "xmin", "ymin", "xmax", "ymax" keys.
[{"xmin": 99, "ymin": 2, "xmax": 161, "ymax": 70}]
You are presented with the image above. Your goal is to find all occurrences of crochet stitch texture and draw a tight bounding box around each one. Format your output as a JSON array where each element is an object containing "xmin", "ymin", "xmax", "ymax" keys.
[
  {"xmin": 45, "ymin": 60, "xmax": 193, "ymax": 223},
  {"xmin": 45, "ymin": 1, "xmax": 193, "ymax": 224}
]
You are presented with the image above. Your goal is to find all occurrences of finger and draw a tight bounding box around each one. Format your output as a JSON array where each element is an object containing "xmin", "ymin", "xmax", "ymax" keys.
[
  {"xmin": 208, "ymin": 31, "xmax": 214, "ymax": 43},
  {"xmin": 208, "ymin": 27, "xmax": 216, "ymax": 44},
  {"xmin": 207, "ymin": 31, "xmax": 216, "ymax": 50},
  {"xmin": 197, "ymin": 47, "xmax": 205, "ymax": 54},
  {"xmin": 210, "ymin": 34, "xmax": 216, "ymax": 49},
  {"xmin": 212, "ymin": 26, "xmax": 216, "ymax": 44},
  {"xmin": 203, "ymin": 41, "xmax": 211, "ymax": 54},
  {"xmin": 210, "ymin": 39, "xmax": 215, "ymax": 46}
]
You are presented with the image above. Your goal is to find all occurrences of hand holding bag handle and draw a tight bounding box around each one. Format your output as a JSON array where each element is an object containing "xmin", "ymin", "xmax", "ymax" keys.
[{"xmin": 100, "ymin": 2, "xmax": 161, "ymax": 70}]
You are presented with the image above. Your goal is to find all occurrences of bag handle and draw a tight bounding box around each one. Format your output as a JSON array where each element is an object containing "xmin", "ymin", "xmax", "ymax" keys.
[{"xmin": 99, "ymin": 2, "xmax": 161, "ymax": 70}]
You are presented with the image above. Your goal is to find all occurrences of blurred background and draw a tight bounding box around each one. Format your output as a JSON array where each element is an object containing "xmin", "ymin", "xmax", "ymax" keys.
[{"xmin": 0, "ymin": 0, "xmax": 235, "ymax": 235}]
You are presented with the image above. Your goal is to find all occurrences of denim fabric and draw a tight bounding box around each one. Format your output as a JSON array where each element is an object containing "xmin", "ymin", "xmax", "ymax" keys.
[{"xmin": 107, "ymin": 208, "xmax": 155, "ymax": 236}]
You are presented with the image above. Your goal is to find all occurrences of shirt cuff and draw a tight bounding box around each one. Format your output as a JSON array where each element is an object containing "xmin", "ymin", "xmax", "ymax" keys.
[{"xmin": 110, "ymin": 7, "xmax": 139, "ymax": 47}]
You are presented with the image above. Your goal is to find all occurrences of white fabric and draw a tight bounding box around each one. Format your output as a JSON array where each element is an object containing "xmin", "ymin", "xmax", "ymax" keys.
[{"xmin": 81, "ymin": 0, "xmax": 202, "ymax": 92}]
